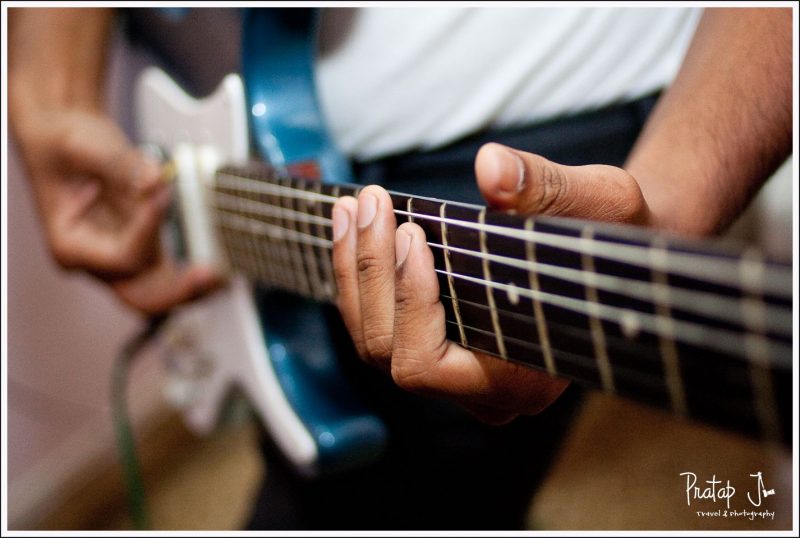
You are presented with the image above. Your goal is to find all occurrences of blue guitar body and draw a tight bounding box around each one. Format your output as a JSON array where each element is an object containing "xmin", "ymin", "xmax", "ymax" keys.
[
  {"xmin": 242, "ymin": 9, "xmax": 386, "ymax": 474},
  {"xmin": 136, "ymin": 8, "xmax": 386, "ymax": 476}
]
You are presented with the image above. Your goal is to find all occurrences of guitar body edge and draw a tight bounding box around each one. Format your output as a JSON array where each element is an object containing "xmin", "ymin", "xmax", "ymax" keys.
[{"xmin": 136, "ymin": 64, "xmax": 386, "ymax": 476}]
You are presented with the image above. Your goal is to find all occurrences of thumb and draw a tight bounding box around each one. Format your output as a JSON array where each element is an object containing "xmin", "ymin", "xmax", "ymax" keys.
[{"xmin": 475, "ymin": 142, "xmax": 652, "ymax": 225}]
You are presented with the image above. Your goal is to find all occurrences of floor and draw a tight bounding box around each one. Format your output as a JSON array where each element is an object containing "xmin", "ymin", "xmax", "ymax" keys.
[{"xmin": 39, "ymin": 392, "xmax": 793, "ymax": 531}]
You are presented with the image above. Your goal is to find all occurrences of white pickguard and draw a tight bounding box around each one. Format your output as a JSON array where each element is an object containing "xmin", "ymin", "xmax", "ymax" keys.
[{"xmin": 135, "ymin": 67, "xmax": 318, "ymax": 471}]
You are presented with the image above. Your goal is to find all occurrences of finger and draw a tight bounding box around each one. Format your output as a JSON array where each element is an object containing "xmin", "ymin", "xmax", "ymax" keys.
[
  {"xmin": 59, "ymin": 117, "xmax": 162, "ymax": 194},
  {"xmin": 115, "ymin": 184, "xmax": 173, "ymax": 265},
  {"xmin": 392, "ymin": 222, "xmax": 570, "ymax": 414},
  {"xmin": 475, "ymin": 142, "xmax": 651, "ymax": 224},
  {"xmin": 110, "ymin": 258, "xmax": 222, "ymax": 315},
  {"xmin": 331, "ymin": 195, "xmax": 367, "ymax": 358},
  {"xmin": 355, "ymin": 185, "xmax": 398, "ymax": 369},
  {"xmin": 51, "ymin": 184, "xmax": 171, "ymax": 275}
]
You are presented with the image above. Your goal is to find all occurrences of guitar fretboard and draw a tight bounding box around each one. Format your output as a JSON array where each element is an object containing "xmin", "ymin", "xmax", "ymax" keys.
[{"xmin": 208, "ymin": 163, "xmax": 793, "ymax": 446}]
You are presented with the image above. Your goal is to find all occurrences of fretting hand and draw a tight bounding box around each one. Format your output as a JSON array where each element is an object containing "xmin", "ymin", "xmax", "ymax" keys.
[{"xmin": 331, "ymin": 142, "xmax": 655, "ymax": 423}]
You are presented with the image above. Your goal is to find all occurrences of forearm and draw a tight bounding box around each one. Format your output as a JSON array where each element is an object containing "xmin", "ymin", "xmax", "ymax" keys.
[
  {"xmin": 625, "ymin": 8, "xmax": 792, "ymax": 236},
  {"xmin": 9, "ymin": 8, "xmax": 114, "ymax": 136}
]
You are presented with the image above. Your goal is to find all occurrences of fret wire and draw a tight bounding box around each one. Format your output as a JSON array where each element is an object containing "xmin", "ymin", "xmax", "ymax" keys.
[
  {"xmin": 251, "ymin": 183, "xmax": 288, "ymax": 289},
  {"xmin": 407, "ymin": 197, "xmax": 415, "ymax": 224},
  {"xmin": 425, "ymin": 242, "xmax": 791, "ymax": 333},
  {"xmin": 433, "ymin": 269, "xmax": 792, "ymax": 367},
  {"xmin": 294, "ymin": 179, "xmax": 326, "ymax": 301},
  {"xmin": 651, "ymin": 238, "xmax": 688, "ymax": 417},
  {"xmin": 214, "ymin": 206, "xmax": 792, "ymax": 348},
  {"xmin": 263, "ymin": 178, "xmax": 300, "ymax": 291},
  {"xmin": 213, "ymin": 213, "xmax": 792, "ymax": 370},
  {"xmin": 282, "ymin": 177, "xmax": 314, "ymax": 297},
  {"xmin": 453, "ymin": 329, "xmax": 770, "ymax": 425},
  {"xmin": 440, "ymin": 292, "xmax": 677, "ymax": 372},
  {"xmin": 479, "ymin": 208, "xmax": 508, "ymax": 359},
  {"xmin": 214, "ymin": 209, "xmax": 333, "ymax": 249},
  {"xmin": 447, "ymin": 320, "xmax": 668, "ymax": 393},
  {"xmin": 440, "ymin": 203, "xmax": 468, "ymax": 347},
  {"xmin": 246, "ymin": 185, "xmax": 281, "ymax": 288},
  {"xmin": 581, "ymin": 227, "xmax": 615, "ymax": 393},
  {"xmin": 319, "ymin": 184, "xmax": 339, "ymax": 299},
  {"xmin": 740, "ymin": 249, "xmax": 781, "ymax": 442},
  {"xmin": 525, "ymin": 217, "xmax": 557, "ymax": 376},
  {"xmin": 236, "ymin": 190, "xmax": 267, "ymax": 285},
  {"xmin": 392, "ymin": 209, "xmax": 790, "ymax": 298},
  {"xmin": 214, "ymin": 173, "xmax": 791, "ymax": 299},
  {"xmin": 447, "ymin": 320, "xmax": 775, "ymax": 409},
  {"xmin": 209, "ymin": 202, "xmax": 792, "ymax": 336},
  {"xmin": 313, "ymin": 181, "xmax": 337, "ymax": 300},
  {"xmin": 212, "ymin": 189, "xmax": 332, "ymax": 227}
]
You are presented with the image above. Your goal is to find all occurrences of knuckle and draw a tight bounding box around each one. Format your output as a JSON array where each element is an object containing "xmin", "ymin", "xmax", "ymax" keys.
[
  {"xmin": 111, "ymin": 244, "xmax": 143, "ymax": 274},
  {"xmin": 537, "ymin": 160, "xmax": 568, "ymax": 213},
  {"xmin": 356, "ymin": 251, "xmax": 386, "ymax": 277},
  {"xmin": 332, "ymin": 256, "xmax": 355, "ymax": 285},
  {"xmin": 391, "ymin": 358, "xmax": 429, "ymax": 393},
  {"xmin": 596, "ymin": 166, "xmax": 647, "ymax": 222},
  {"xmin": 49, "ymin": 236, "xmax": 77, "ymax": 270},
  {"xmin": 362, "ymin": 327, "xmax": 394, "ymax": 363}
]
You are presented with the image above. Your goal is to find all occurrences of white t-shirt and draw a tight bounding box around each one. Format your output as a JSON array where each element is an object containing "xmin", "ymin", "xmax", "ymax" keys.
[{"xmin": 316, "ymin": 7, "xmax": 702, "ymax": 160}]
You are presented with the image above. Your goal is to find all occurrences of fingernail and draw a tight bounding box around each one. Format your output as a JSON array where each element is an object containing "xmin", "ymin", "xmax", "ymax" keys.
[
  {"xmin": 497, "ymin": 148, "xmax": 526, "ymax": 194},
  {"xmin": 395, "ymin": 228, "xmax": 412, "ymax": 266},
  {"xmin": 357, "ymin": 193, "xmax": 378, "ymax": 228},
  {"xmin": 332, "ymin": 205, "xmax": 349, "ymax": 241}
]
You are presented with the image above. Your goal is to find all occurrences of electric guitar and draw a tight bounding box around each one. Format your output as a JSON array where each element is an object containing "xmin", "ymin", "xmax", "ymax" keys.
[{"xmin": 136, "ymin": 10, "xmax": 793, "ymax": 476}]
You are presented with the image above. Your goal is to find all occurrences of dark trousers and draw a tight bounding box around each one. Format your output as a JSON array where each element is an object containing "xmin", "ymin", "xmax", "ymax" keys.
[{"xmin": 245, "ymin": 93, "xmax": 660, "ymax": 530}]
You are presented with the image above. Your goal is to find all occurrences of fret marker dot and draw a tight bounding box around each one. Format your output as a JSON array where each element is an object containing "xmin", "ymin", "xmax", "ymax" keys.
[
  {"xmin": 620, "ymin": 310, "xmax": 640, "ymax": 339},
  {"xmin": 506, "ymin": 282, "xmax": 520, "ymax": 305}
]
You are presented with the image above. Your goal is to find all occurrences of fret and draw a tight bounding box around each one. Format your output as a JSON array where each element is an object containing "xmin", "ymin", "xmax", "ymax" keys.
[
  {"xmin": 258, "ymin": 179, "xmax": 297, "ymax": 292},
  {"xmin": 312, "ymin": 181, "xmax": 337, "ymax": 301},
  {"xmin": 278, "ymin": 176, "xmax": 313, "ymax": 297},
  {"xmin": 580, "ymin": 227, "xmax": 615, "ymax": 394},
  {"xmin": 440, "ymin": 203, "xmax": 468, "ymax": 347},
  {"xmin": 292, "ymin": 178, "xmax": 325, "ymax": 301},
  {"xmin": 525, "ymin": 217, "xmax": 557, "ymax": 376},
  {"xmin": 207, "ymin": 164, "xmax": 792, "ymax": 445},
  {"xmin": 232, "ymin": 189, "xmax": 263, "ymax": 283},
  {"xmin": 650, "ymin": 239, "xmax": 688, "ymax": 418},
  {"xmin": 244, "ymin": 186, "xmax": 279, "ymax": 287},
  {"xmin": 478, "ymin": 208, "xmax": 508, "ymax": 360},
  {"xmin": 447, "ymin": 322, "xmax": 673, "ymax": 396},
  {"xmin": 246, "ymin": 184, "xmax": 284, "ymax": 289},
  {"xmin": 740, "ymin": 249, "xmax": 781, "ymax": 442}
]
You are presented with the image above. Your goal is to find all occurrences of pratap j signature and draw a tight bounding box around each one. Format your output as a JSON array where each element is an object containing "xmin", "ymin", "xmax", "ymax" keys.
[{"xmin": 680, "ymin": 471, "xmax": 775, "ymax": 509}]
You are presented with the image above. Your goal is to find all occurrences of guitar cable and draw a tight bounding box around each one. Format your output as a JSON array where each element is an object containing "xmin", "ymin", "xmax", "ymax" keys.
[{"xmin": 111, "ymin": 313, "xmax": 169, "ymax": 530}]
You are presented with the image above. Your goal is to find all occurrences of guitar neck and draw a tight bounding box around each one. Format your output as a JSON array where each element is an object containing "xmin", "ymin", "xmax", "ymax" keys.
[{"xmin": 208, "ymin": 162, "xmax": 793, "ymax": 446}]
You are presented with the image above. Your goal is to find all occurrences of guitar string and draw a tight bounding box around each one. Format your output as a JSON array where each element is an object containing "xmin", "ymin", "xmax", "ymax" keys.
[
  {"xmin": 432, "ymin": 293, "xmax": 792, "ymax": 367},
  {"xmin": 452, "ymin": 329, "xmax": 779, "ymax": 416},
  {"xmin": 209, "ymin": 174, "xmax": 775, "ymax": 434},
  {"xmin": 445, "ymin": 319, "xmax": 778, "ymax": 399},
  {"xmin": 231, "ymin": 229, "xmax": 778, "ymax": 409},
  {"xmin": 222, "ymin": 237, "xmax": 792, "ymax": 408},
  {"xmin": 214, "ymin": 216, "xmax": 793, "ymax": 369},
  {"xmin": 209, "ymin": 204, "xmax": 793, "ymax": 332},
  {"xmin": 212, "ymin": 174, "xmax": 792, "ymax": 298}
]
